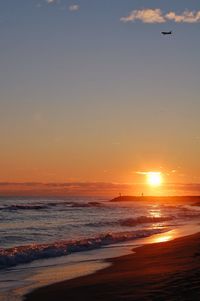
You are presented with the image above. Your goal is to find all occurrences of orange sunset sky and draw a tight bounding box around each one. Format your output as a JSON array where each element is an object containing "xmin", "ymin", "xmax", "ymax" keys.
[{"xmin": 0, "ymin": 1, "xmax": 200, "ymax": 196}]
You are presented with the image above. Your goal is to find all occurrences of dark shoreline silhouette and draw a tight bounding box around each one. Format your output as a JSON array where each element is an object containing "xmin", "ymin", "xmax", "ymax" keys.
[{"xmin": 110, "ymin": 195, "xmax": 200, "ymax": 203}]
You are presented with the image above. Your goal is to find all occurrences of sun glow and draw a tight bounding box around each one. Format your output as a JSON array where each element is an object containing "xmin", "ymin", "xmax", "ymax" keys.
[{"xmin": 147, "ymin": 172, "xmax": 162, "ymax": 187}]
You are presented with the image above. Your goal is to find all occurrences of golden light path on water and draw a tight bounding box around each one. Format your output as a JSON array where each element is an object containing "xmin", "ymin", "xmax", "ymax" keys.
[{"xmin": 146, "ymin": 224, "xmax": 200, "ymax": 244}]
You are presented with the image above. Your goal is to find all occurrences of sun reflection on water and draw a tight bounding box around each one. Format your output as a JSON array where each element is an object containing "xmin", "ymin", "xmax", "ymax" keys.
[
  {"xmin": 149, "ymin": 208, "xmax": 162, "ymax": 218},
  {"xmin": 153, "ymin": 234, "xmax": 173, "ymax": 243}
]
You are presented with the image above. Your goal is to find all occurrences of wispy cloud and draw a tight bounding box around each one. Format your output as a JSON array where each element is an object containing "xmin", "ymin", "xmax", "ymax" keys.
[
  {"xmin": 69, "ymin": 4, "xmax": 80, "ymax": 12},
  {"xmin": 120, "ymin": 8, "xmax": 200, "ymax": 24},
  {"xmin": 1, "ymin": 182, "xmax": 200, "ymax": 196},
  {"xmin": 166, "ymin": 10, "xmax": 200, "ymax": 23},
  {"xmin": 46, "ymin": 0, "xmax": 56, "ymax": 4},
  {"xmin": 120, "ymin": 9, "xmax": 165, "ymax": 24},
  {"xmin": 0, "ymin": 182, "xmax": 133, "ymax": 197},
  {"xmin": 136, "ymin": 171, "xmax": 161, "ymax": 175}
]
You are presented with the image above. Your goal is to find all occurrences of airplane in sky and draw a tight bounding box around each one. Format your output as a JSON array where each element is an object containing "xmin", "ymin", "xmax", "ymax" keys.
[{"xmin": 161, "ymin": 31, "xmax": 172, "ymax": 35}]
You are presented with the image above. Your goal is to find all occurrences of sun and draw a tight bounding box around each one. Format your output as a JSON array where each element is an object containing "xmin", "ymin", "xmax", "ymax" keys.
[{"xmin": 147, "ymin": 172, "xmax": 162, "ymax": 187}]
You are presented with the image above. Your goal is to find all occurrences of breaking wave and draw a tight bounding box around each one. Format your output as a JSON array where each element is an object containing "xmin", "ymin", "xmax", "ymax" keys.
[
  {"xmin": 0, "ymin": 228, "xmax": 167, "ymax": 269},
  {"xmin": 8, "ymin": 204, "xmax": 49, "ymax": 210},
  {"xmin": 86, "ymin": 216, "xmax": 173, "ymax": 228},
  {"xmin": 0, "ymin": 201, "xmax": 105, "ymax": 211},
  {"xmin": 119, "ymin": 216, "xmax": 173, "ymax": 226}
]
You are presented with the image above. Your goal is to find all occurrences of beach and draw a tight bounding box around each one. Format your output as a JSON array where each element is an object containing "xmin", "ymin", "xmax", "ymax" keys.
[
  {"xmin": 1, "ymin": 197, "xmax": 200, "ymax": 300},
  {"xmin": 25, "ymin": 232, "xmax": 200, "ymax": 301},
  {"xmin": 1, "ymin": 1, "xmax": 200, "ymax": 300}
]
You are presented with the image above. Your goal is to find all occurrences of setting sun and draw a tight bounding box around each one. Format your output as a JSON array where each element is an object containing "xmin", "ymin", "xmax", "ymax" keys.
[{"xmin": 147, "ymin": 172, "xmax": 162, "ymax": 187}]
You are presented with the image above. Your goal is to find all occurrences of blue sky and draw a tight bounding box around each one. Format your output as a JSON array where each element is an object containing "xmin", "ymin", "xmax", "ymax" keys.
[{"xmin": 0, "ymin": 1, "xmax": 200, "ymax": 192}]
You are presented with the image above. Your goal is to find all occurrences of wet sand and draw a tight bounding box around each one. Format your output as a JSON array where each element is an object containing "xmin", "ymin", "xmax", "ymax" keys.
[{"xmin": 25, "ymin": 233, "xmax": 200, "ymax": 301}]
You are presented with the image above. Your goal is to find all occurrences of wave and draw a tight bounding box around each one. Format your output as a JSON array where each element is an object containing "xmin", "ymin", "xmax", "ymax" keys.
[
  {"xmin": 191, "ymin": 202, "xmax": 200, "ymax": 207},
  {"xmin": 8, "ymin": 204, "xmax": 49, "ymax": 210},
  {"xmin": 86, "ymin": 216, "xmax": 173, "ymax": 228},
  {"xmin": 1, "ymin": 201, "xmax": 105, "ymax": 212},
  {"xmin": 119, "ymin": 216, "xmax": 173, "ymax": 226},
  {"xmin": 68, "ymin": 201, "xmax": 105, "ymax": 208},
  {"xmin": 0, "ymin": 228, "xmax": 167, "ymax": 269},
  {"xmin": 85, "ymin": 209, "xmax": 200, "ymax": 228}
]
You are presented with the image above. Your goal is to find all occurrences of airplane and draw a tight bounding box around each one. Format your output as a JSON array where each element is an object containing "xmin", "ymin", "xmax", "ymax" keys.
[{"xmin": 161, "ymin": 31, "xmax": 172, "ymax": 35}]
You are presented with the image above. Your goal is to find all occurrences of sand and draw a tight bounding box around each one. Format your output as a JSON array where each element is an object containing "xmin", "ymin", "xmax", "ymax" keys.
[{"xmin": 25, "ymin": 233, "xmax": 200, "ymax": 301}]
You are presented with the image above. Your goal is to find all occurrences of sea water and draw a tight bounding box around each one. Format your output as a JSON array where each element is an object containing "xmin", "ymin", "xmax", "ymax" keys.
[{"xmin": 1, "ymin": 196, "xmax": 200, "ymax": 300}]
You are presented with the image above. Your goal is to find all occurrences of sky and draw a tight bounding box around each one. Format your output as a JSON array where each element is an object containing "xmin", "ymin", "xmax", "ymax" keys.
[{"xmin": 0, "ymin": 0, "xmax": 200, "ymax": 195}]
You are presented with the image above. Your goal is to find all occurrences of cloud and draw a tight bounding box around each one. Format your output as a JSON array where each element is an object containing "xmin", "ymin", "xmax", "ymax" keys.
[
  {"xmin": 46, "ymin": 0, "xmax": 56, "ymax": 3},
  {"xmin": 120, "ymin": 9, "xmax": 165, "ymax": 24},
  {"xmin": 136, "ymin": 171, "xmax": 148, "ymax": 175},
  {"xmin": 166, "ymin": 10, "xmax": 200, "ymax": 23},
  {"xmin": 120, "ymin": 8, "xmax": 200, "ymax": 24},
  {"xmin": 0, "ymin": 182, "xmax": 133, "ymax": 197},
  {"xmin": 136, "ymin": 171, "xmax": 161, "ymax": 175},
  {"xmin": 69, "ymin": 4, "xmax": 80, "ymax": 12},
  {"xmin": 1, "ymin": 182, "xmax": 200, "ymax": 196}
]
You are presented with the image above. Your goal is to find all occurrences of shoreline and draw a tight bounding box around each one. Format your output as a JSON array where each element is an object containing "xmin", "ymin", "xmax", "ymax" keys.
[
  {"xmin": 3, "ymin": 225, "xmax": 200, "ymax": 301},
  {"xmin": 25, "ymin": 231, "xmax": 200, "ymax": 301}
]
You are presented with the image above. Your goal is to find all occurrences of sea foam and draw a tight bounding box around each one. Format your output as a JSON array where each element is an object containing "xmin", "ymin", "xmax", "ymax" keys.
[{"xmin": 0, "ymin": 228, "xmax": 167, "ymax": 269}]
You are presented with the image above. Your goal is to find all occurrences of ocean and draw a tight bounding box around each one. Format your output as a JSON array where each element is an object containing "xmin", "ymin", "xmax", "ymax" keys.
[{"xmin": 1, "ymin": 196, "xmax": 200, "ymax": 300}]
